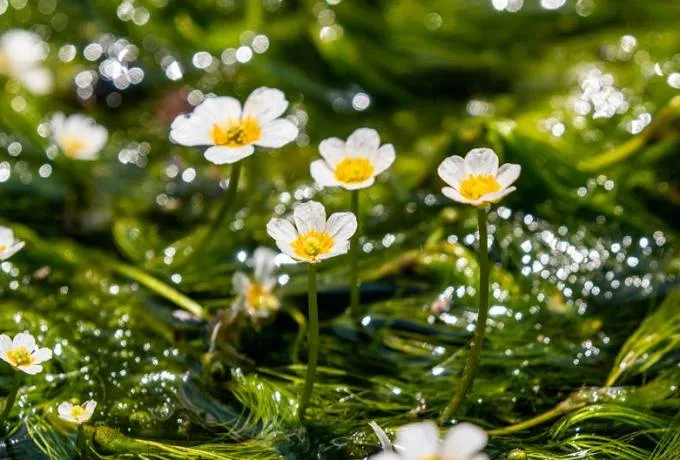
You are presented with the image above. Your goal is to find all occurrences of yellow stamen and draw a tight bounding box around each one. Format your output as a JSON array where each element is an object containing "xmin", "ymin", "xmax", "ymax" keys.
[
  {"xmin": 0, "ymin": 52, "xmax": 8, "ymax": 74},
  {"xmin": 245, "ymin": 282, "xmax": 279, "ymax": 311},
  {"xmin": 70, "ymin": 405, "xmax": 86, "ymax": 420},
  {"xmin": 211, "ymin": 116, "xmax": 261, "ymax": 147},
  {"xmin": 60, "ymin": 136, "xmax": 88, "ymax": 157},
  {"xmin": 420, "ymin": 456, "xmax": 440, "ymax": 460},
  {"xmin": 7, "ymin": 346, "xmax": 35, "ymax": 367},
  {"xmin": 334, "ymin": 157, "xmax": 374, "ymax": 184},
  {"xmin": 292, "ymin": 230, "xmax": 334, "ymax": 262},
  {"xmin": 459, "ymin": 174, "xmax": 501, "ymax": 201},
  {"xmin": 0, "ymin": 245, "xmax": 5, "ymax": 252}
]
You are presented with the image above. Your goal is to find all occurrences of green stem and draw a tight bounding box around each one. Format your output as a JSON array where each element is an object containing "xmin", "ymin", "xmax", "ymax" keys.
[
  {"xmin": 109, "ymin": 262, "xmax": 204, "ymax": 318},
  {"xmin": 349, "ymin": 189, "xmax": 361, "ymax": 322},
  {"xmin": 298, "ymin": 264, "xmax": 319, "ymax": 418},
  {"xmin": 439, "ymin": 208, "xmax": 490, "ymax": 424},
  {"xmin": 0, "ymin": 373, "xmax": 21, "ymax": 435},
  {"xmin": 175, "ymin": 162, "xmax": 242, "ymax": 267}
]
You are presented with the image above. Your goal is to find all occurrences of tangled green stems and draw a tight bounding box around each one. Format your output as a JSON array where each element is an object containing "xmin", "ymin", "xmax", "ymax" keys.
[
  {"xmin": 298, "ymin": 264, "xmax": 320, "ymax": 418},
  {"xmin": 349, "ymin": 190, "xmax": 361, "ymax": 322},
  {"xmin": 0, "ymin": 372, "xmax": 21, "ymax": 435},
  {"xmin": 440, "ymin": 208, "xmax": 490, "ymax": 424}
]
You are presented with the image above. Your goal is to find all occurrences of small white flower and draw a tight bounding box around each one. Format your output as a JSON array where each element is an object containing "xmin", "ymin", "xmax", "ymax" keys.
[
  {"xmin": 0, "ymin": 332, "xmax": 52, "ymax": 375},
  {"xmin": 50, "ymin": 113, "xmax": 109, "ymax": 160},
  {"xmin": 0, "ymin": 226, "xmax": 25, "ymax": 261},
  {"xmin": 310, "ymin": 128, "xmax": 396, "ymax": 190},
  {"xmin": 371, "ymin": 421, "xmax": 488, "ymax": 460},
  {"xmin": 232, "ymin": 247, "xmax": 281, "ymax": 319},
  {"xmin": 0, "ymin": 30, "xmax": 53, "ymax": 95},
  {"xmin": 266, "ymin": 201, "xmax": 357, "ymax": 264},
  {"xmin": 57, "ymin": 400, "xmax": 97, "ymax": 425},
  {"xmin": 170, "ymin": 87, "xmax": 299, "ymax": 165},
  {"xmin": 437, "ymin": 148, "xmax": 520, "ymax": 207}
]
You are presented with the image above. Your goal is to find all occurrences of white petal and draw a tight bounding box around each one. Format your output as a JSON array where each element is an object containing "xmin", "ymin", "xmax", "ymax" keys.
[
  {"xmin": 0, "ymin": 227, "xmax": 15, "ymax": 248},
  {"xmin": 204, "ymin": 145, "xmax": 254, "ymax": 164},
  {"xmin": 317, "ymin": 239, "xmax": 350, "ymax": 260},
  {"xmin": 310, "ymin": 160, "xmax": 341, "ymax": 188},
  {"xmin": 0, "ymin": 242, "xmax": 24, "ymax": 261},
  {"xmin": 253, "ymin": 247, "xmax": 278, "ymax": 282},
  {"xmin": 370, "ymin": 144, "xmax": 396, "ymax": 175},
  {"xmin": 242, "ymin": 87, "xmax": 289, "ymax": 124},
  {"xmin": 496, "ymin": 163, "xmax": 521, "ymax": 188},
  {"xmin": 13, "ymin": 332, "xmax": 36, "ymax": 351},
  {"xmin": 340, "ymin": 177, "xmax": 375, "ymax": 191},
  {"xmin": 395, "ymin": 421, "xmax": 440, "ymax": 460},
  {"xmin": 83, "ymin": 400, "xmax": 97, "ymax": 418},
  {"xmin": 0, "ymin": 334, "xmax": 11, "ymax": 353},
  {"xmin": 32, "ymin": 347, "xmax": 52, "ymax": 364},
  {"xmin": 255, "ymin": 118, "xmax": 298, "ymax": 148},
  {"xmin": 319, "ymin": 137, "xmax": 346, "ymax": 167},
  {"xmin": 193, "ymin": 96, "xmax": 242, "ymax": 124},
  {"xmin": 50, "ymin": 113, "xmax": 66, "ymax": 138},
  {"xmin": 275, "ymin": 239, "xmax": 301, "ymax": 262},
  {"xmin": 370, "ymin": 452, "xmax": 401, "ymax": 460},
  {"xmin": 442, "ymin": 423, "xmax": 487, "ymax": 459},
  {"xmin": 470, "ymin": 454, "xmax": 489, "ymax": 460},
  {"xmin": 464, "ymin": 148, "xmax": 498, "ymax": 176},
  {"xmin": 441, "ymin": 187, "xmax": 474, "ymax": 205},
  {"xmin": 266, "ymin": 218, "xmax": 297, "ymax": 245},
  {"xmin": 170, "ymin": 114, "xmax": 213, "ymax": 146},
  {"xmin": 438, "ymin": 156, "xmax": 466, "ymax": 187},
  {"xmin": 19, "ymin": 364, "xmax": 43, "ymax": 375},
  {"xmin": 76, "ymin": 126, "xmax": 108, "ymax": 160},
  {"xmin": 476, "ymin": 186, "xmax": 516, "ymax": 205},
  {"xmin": 326, "ymin": 212, "xmax": 357, "ymax": 241},
  {"xmin": 293, "ymin": 201, "xmax": 326, "ymax": 234},
  {"xmin": 57, "ymin": 402, "xmax": 73, "ymax": 419},
  {"xmin": 20, "ymin": 67, "xmax": 53, "ymax": 95},
  {"xmin": 232, "ymin": 272, "xmax": 250, "ymax": 295},
  {"xmin": 346, "ymin": 128, "xmax": 380, "ymax": 157}
]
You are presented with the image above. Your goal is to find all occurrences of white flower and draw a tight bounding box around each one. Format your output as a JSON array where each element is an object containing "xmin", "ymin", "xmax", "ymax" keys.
[
  {"xmin": 371, "ymin": 421, "xmax": 488, "ymax": 460},
  {"xmin": 57, "ymin": 400, "xmax": 97, "ymax": 425},
  {"xmin": 50, "ymin": 113, "xmax": 109, "ymax": 160},
  {"xmin": 0, "ymin": 227, "xmax": 25, "ymax": 261},
  {"xmin": 437, "ymin": 148, "xmax": 520, "ymax": 207},
  {"xmin": 0, "ymin": 29, "xmax": 53, "ymax": 95},
  {"xmin": 170, "ymin": 87, "xmax": 299, "ymax": 165},
  {"xmin": 232, "ymin": 247, "xmax": 281, "ymax": 319},
  {"xmin": 0, "ymin": 332, "xmax": 52, "ymax": 375},
  {"xmin": 266, "ymin": 201, "xmax": 357, "ymax": 264},
  {"xmin": 310, "ymin": 128, "xmax": 396, "ymax": 190}
]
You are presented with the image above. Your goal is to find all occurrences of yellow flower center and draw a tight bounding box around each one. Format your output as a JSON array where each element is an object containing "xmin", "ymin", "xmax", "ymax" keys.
[
  {"xmin": 0, "ymin": 52, "xmax": 8, "ymax": 74},
  {"xmin": 70, "ymin": 406, "xmax": 87, "ymax": 420},
  {"xmin": 420, "ymin": 456, "xmax": 440, "ymax": 460},
  {"xmin": 211, "ymin": 117, "xmax": 261, "ymax": 147},
  {"xmin": 0, "ymin": 245, "xmax": 5, "ymax": 252},
  {"xmin": 459, "ymin": 174, "xmax": 501, "ymax": 201},
  {"xmin": 7, "ymin": 346, "xmax": 34, "ymax": 367},
  {"xmin": 292, "ymin": 230, "xmax": 334, "ymax": 262},
  {"xmin": 60, "ymin": 135, "xmax": 88, "ymax": 157},
  {"xmin": 245, "ymin": 282, "xmax": 279, "ymax": 311},
  {"xmin": 334, "ymin": 157, "xmax": 374, "ymax": 184}
]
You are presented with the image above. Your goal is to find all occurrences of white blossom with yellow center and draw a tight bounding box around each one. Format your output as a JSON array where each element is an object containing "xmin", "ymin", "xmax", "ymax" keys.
[
  {"xmin": 0, "ymin": 332, "xmax": 52, "ymax": 375},
  {"xmin": 437, "ymin": 148, "xmax": 520, "ymax": 207},
  {"xmin": 170, "ymin": 87, "xmax": 299, "ymax": 165},
  {"xmin": 57, "ymin": 400, "xmax": 97, "ymax": 425},
  {"xmin": 266, "ymin": 201, "xmax": 357, "ymax": 264},
  {"xmin": 310, "ymin": 128, "xmax": 396, "ymax": 190},
  {"xmin": 0, "ymin": 226, "xmax": 25, "ymax": 261},
  {"xmin": 50, "ymin": 113, "xmax": 109, "ymax": 160},
  {"xmin": 0, "ymin": 29, "xmax": 53, "ymax": 95},
  {"xmin": 232, "ymin": 247, "xmax": 281, "ymax": 319},
  {"xmin": 370, "ymin": 421, "xmax": 488, "ymax": 460}
]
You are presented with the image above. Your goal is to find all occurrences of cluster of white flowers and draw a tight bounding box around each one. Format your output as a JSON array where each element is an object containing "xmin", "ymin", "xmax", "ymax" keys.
[{"xmin": 0, "ymin": 30, "xmax": 53, "ymax": 95}]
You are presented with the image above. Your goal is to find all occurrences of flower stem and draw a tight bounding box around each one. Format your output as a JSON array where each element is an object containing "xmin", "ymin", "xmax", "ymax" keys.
[
  {"xmin": 176, "ymin": 162, "xmax": 242, "ymax": 267},
  {"xmin": 298, "ymin": 264, "xmax": 319, "ymax": 418},
  {"xmin": 0, "ymin": 373, "xmax": 21, "ymax": 435},
  {"xmin": 439, "ymin": 207, "xmax": 490, "ymax": 424},
  {"xmin": 349, "ymin": 189, "xmax": 361, "ymax": 323}
]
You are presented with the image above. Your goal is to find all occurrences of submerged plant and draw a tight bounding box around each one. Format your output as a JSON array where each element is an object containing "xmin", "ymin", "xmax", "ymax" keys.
[
  {"xmin": 0, "ymin": 333, "xmax": 52, "ymax": 434},
  {"xmin": 310, "ymin": 128, "xmax": 396, "ymax": 321},
  {"xmin": 437, "ymin": 148, "xmax": 521, "ymax": 423},
  {"xmin": 266, "ymin": 200, "xmax": 357, "ymax": 417},
  {"xmin": 370, "ymin": 420, "xmax": 488, "ymax": 460}
]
